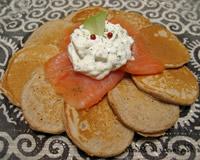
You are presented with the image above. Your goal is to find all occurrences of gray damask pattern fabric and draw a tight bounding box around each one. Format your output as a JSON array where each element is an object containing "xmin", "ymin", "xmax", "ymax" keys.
[{"xmin": 0, "ymin": 0, "xmax": 200, "ymax": 159}]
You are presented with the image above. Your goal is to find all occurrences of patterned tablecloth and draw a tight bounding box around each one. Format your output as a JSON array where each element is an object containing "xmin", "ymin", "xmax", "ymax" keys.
[{"xmin": 0, "ymin": 0, "xmax": 200, "ymax": 159}]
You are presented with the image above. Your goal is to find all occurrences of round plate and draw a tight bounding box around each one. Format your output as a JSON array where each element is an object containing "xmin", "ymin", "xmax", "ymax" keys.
[{"xmin": 0, "ymin": 0, "xmax": 200, "ymax": 159}]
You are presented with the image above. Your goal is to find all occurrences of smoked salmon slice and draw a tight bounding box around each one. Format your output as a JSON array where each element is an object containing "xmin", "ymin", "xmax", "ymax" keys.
[
  {"xmin": 121, "ymin": 44, "xmax": 165, "ymax": 75},
  {"xmin": 44, "ymin": 15, "xmax": 164, "ymax": 110},
  {"xmin": 45, "ymin": 53, "xmax": 124, "ymax": 110},
  {"xmin": 45, "ymin": 22, "xmax": 124, "ymax": 110}
]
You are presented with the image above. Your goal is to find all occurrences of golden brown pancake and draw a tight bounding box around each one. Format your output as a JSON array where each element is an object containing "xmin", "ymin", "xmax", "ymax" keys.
[
  {"xmin": 109, "ymin": 10, "xmax": 151, "ymax": 32},
  {"xmin": 63, "ymin": 97, "xmax": 134, "ymax": 157},
  {"xmin": 135, "ymin": 24, "xmax": 190, "ymax": 68},
  {"xmin": 24, "ymin": 20, "xmax": 70, "ymax": 51},
  {"xmin": 133, "ymin": 67, "xmax": 199, "ymax": 105},
  {"xmin": 0, "ymin": 82, "xmax": 17, "ymax": 106},
  {"xmin": 108, "ymin": 78, "xmax": 180, "ymax": 134},
  {"xmin": 137, "ymin": 132, "xmax": 165, "ymax": 137},
  {"xmin": 65, "ymin": 6, "xmax": 107, "ymax": 23},
  {"xmin": 1, "ymin": 45, "xmax": 59, "ymax": 106},
  {"xmin": 65, "ymin": 6, "xmax": 151, "ymax": 32},
  {"xmin": 21, "ymin": 67, "xmax": 65, "ymax": 134}
]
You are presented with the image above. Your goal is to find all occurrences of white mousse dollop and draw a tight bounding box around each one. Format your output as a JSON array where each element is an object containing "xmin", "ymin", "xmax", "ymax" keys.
[{"xmin": 68, "ymin": 21, "xmax": 134, "ymax": 80}]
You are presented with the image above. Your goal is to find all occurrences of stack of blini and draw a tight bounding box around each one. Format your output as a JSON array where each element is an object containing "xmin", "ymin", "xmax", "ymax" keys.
[{"xmin": 0, "ymin": 7, "xmax": 199, "ymax": 157}]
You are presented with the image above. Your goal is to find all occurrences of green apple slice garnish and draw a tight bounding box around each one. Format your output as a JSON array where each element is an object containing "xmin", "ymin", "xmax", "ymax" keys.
[{"xmin": 83, "ymin": 11, "xmax": 108, "ymax": 36}]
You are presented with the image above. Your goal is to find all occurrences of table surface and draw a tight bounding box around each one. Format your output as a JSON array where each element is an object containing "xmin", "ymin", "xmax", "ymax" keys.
[{"xmin": 0, "ymin": 0, "xmax": 200, "ymax": 159}]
